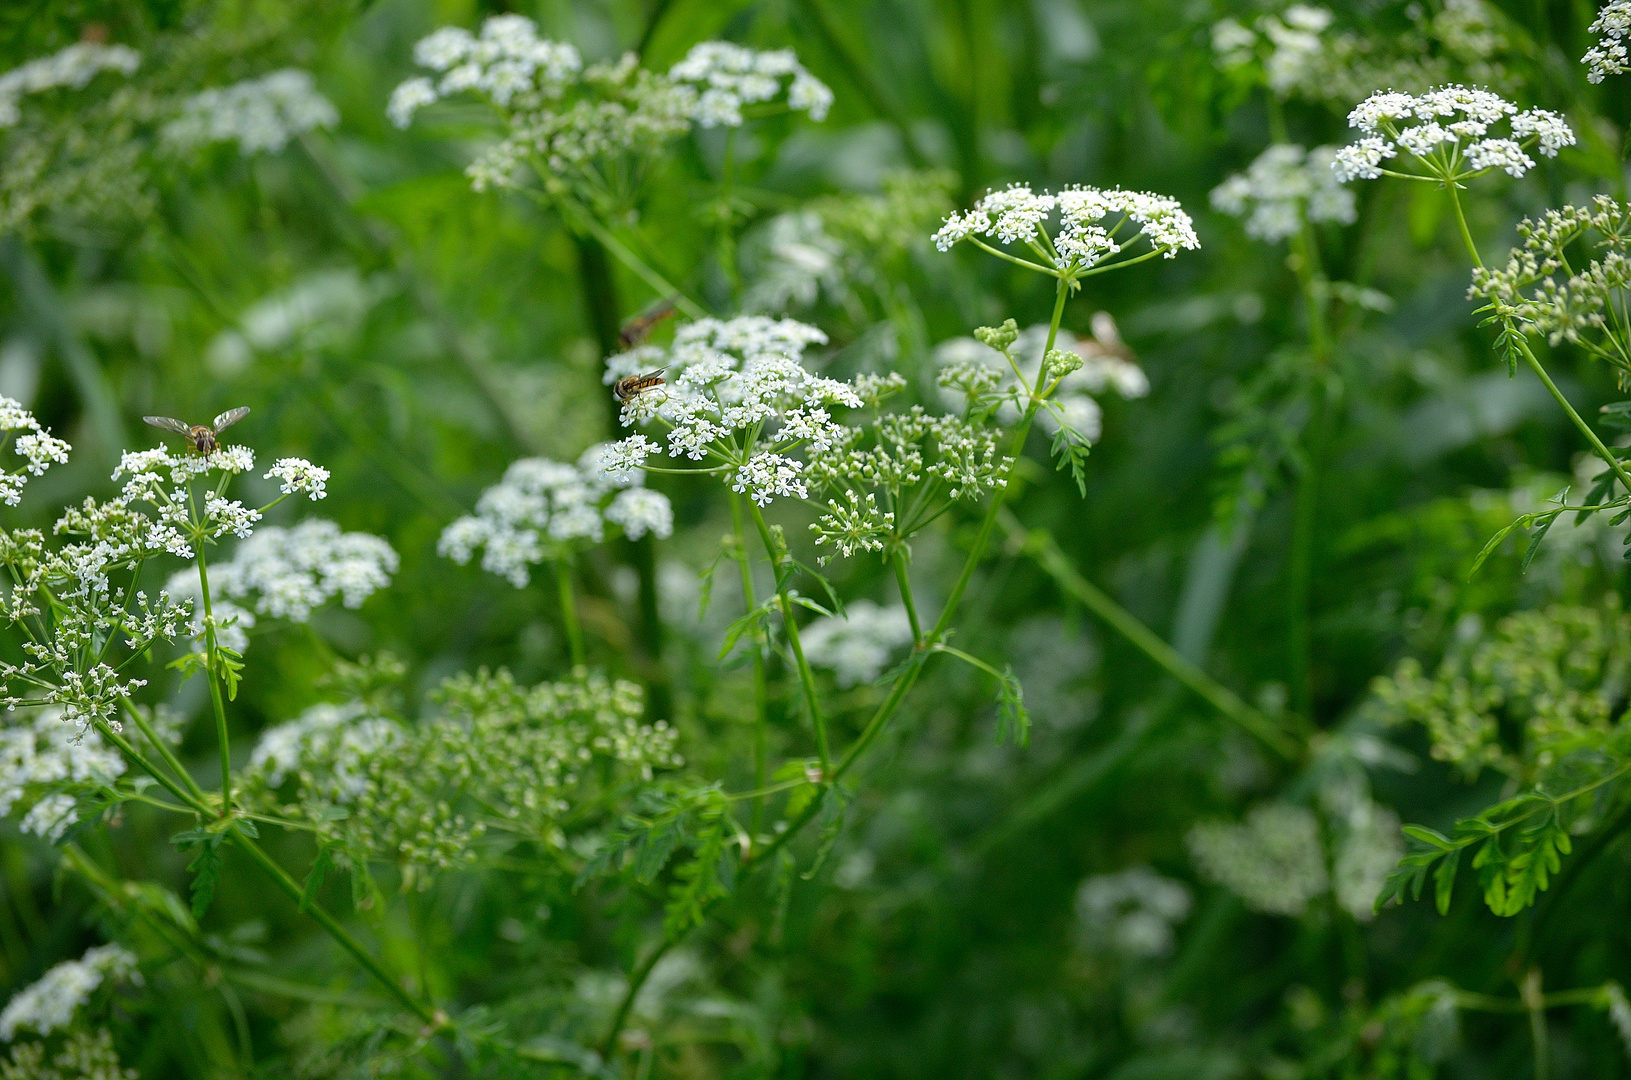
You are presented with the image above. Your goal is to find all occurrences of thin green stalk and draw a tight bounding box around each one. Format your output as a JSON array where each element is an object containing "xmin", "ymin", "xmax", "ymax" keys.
[
  {"xmin": 1001, "ymin": 511, "xmax": 1302, "ymax": 761},
  {"xmin": 891, "ymin": 550, "xmax": 923, "ymax": 645},
  {"xmin": 1445, "ymin": 182, "xmax": 1483, "ymax": 269},
  {"xmin": 555, "ymin": 558, "xmax": 586, "ymax": 669},
  {"xmin": 1517, "ymin": 337, "xmax": 1631, "ymax": 494},
  {"xmin": 746, "ymin": 501, "xmax": 830, "ymax": 773},
  {"xmin": 728, "ymin": 494, "xmax": 772, "ymax": 834},
  {"xmin": 123, "ymin": 700, "xmax": 207, "ymax": 803},
  {"xmin": 599, "ymin": 938, "xmax": 673, "ymax": 1059},
  {"xmin": 97, "ymin": 722, "xmax": 212, "ymax": 817},
  {"xmin": 1524, "ymin": 968, "xmax": 1550, "ymax": 1080},
  {"xmin": 193, "ymin": 544, "xmax": 233, "ymax": 816},
  {"xmin": 564, "ymin": 204, "xmax": 705, "ymax": 320},
  {"xmin": 227, "ymin": 827, "xmax": 440, "ymax": 1028}
]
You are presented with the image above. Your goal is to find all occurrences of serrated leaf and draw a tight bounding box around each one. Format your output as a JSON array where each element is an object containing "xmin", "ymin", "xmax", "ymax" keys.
[
  {"xmin": 300, "ymin": 847, "xmax": 332, "ymax": 913},
  {"xmin": 996, "ymin": 665, "xmax": 1029, "ymax": 747},
  {"xmin": 187, "ymin": 839, "xmax": 223, "ymax": 919},
  {"xmin": 800, "ymin": 787, "xmax": 850, "ymax": 881}
]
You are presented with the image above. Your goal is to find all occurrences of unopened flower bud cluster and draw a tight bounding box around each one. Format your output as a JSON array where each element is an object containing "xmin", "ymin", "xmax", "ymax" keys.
[
  {"xmin": 244, "ymin": 671, "xmax": 683, "ymax": 884},
  {"xmin": 1469, "ymin": 196, "xmax": 1631, "ymax": 377}
]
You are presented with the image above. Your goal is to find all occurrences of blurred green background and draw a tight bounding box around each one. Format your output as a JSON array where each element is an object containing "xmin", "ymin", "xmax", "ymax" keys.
[{"xmin": 4, "ymin": 0, "xmax": 1631, "ymax": 1076}]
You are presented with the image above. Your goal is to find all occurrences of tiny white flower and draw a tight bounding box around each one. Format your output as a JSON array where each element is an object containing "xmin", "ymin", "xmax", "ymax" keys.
[{"xmin": 265, "ymin": 457, "xmax": 330, "ymax": 499}]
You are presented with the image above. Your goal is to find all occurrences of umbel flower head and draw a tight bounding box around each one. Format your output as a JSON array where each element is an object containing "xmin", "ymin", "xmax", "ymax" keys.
[
  {"xmin": 0, "ymin": 395, "xmax": 69, "ymax": 507},
  {"xmin": 932, "ymin": 184, "xmax": 1199, "ymax": 281},
  {"xmin": 440, "ymin": 445, "xmax": 674, "ymax": 587},
  {"xmin": 601, "ymin": 316, "xmax": 860, "ymax": 507},
  {"xmin": 0, "ymin": 41, "xmax": 140, "ymax": 128},
  {"xmin": 1469, "ymin": 196, "xmax": 1631, "ymax": 385},
  {"xmin": 1331, "ymin": 85, "xmax": 1574, "ymax": 184},
  {"xmin": 387, "ymin": 15, "xmax": 828, "ymax": 193},
  {"xmin": 1584, "ymin": 1, "xmax": 1630, "ymax": 83},
  {"xmin": 163, "ymin": 69, "xmax": 339, "ymax": 156},
  {"xmin": 243, "ymin": 670, "xmax": 683, "ymax": 887},
  {"xmin": 0, "ymin": 943, "xmax": 138, "ymax": 1040},
  {"xmin": 1211, "ymin": 143, "xmax": 1357, "ymax": 242}
]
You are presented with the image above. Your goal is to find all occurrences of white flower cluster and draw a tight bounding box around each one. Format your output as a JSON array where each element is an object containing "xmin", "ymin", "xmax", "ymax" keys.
[
  {"xmin": 249, "ymin": 701, "xmax": 401, "ymax": 802},
  {"xmin": 163, "ymin": 69, "xmax": 339, "ymax": 156},
  {"xmin": 265, "ymin": 457, "xmax": 329, "ymax": 499},
  {"xmin": 1213, "ymin": 2, "xmax": 1511, "ymax": 103},
  {"xmin": 1585, "ymin": 1, "xmax": 1630, "ymax": 83},
  {"xmin": 932, "ymin": 184, "xmax": 1199, "ymax": 268},
  {"xmin": 0, "ymin": 943, "xmax": 138, "ymax": 1040},
  {"xmin": 1188, "ymin": 802, "xmax": 1329, "ymax": 916},
  {"xmin": 388, "ymin": 18, "xmax": 827, "ymax": 193},
  {"xmin": 603, "ymin": 317, "xmax": 860, "ymax": 507},
  {"xmin": 440, "ymin": 446, "xmax": 673, "ymax": 588},
  {"xmin": 168, "ymin": 519, "xmax": 398, "ymax": 628},
  {"xmin": 667, "ymin": 41, "xmax": 833, "ymax": 126},
  {"xmin": 1074, "ymin": 866, "xmax": 1193, "ymax": 959},
  {"xmin": 0, "ymin": 708, "xmax": 125, "ymax": 844},
  {"xmin": 0, "ymin": 395, "xmax": 70, "ymax": 506},
  {"xmin": 1332, "ymin": 85, "xmax": 1574, "ymax": 182},
  {"xmin": 1210, "ymin": 143, "xmax": 1357, "ymax": 242},
  {"xmin": 0, "ymin": 42, "xmax": 140, "ymax": 128},
  {"xmin": 935, "ymin": 320, "xmax": 1148, "ymax": 443},
  {"xmin": 799, "ymin": 601, "xmax": 914, "ymax": 686}
]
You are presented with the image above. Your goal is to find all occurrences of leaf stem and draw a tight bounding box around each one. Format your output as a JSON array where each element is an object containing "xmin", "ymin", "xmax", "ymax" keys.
[
  {"xmin": 555, "ymin": 557, "xmax": 586, "ymax": 669},
  {"xmin": 891, "ymin": 550, "xmax": 923, "ymax": 646},
  {"xmin": 728, "ymin": 494, "xmax": 772, "ymax": 833},
  {"xmin": 1516, "ymin": 336, "xmax": 1631, "ymax": 494},
  {"xmin": 227, "ymin": 826, "xmax": 440, "ymax": 1028},
  {"xmin": 746, "ymin": 501, "xmax": 830, "ymax": 774},
  {"xmin": 193, "ymin": 542, "xmax": 233, "ymax": 817}
]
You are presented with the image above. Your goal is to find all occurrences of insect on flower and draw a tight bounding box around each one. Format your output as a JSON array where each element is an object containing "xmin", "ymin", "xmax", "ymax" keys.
[
  {"xmin": 617, "ymin": 297, "xmax": 678, "ymax": 350},
  {"xmin": 612, "ymin": 370, "xmax": 666, "ymax": 404},
  {"xmin": 142, "ymin": 407, "xmax": 250, "ymax": 454}
]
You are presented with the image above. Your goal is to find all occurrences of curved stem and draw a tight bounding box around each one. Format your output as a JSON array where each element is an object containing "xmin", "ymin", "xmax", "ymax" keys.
[
  {"xmin": 122, "ymin": 700, "xmax": 207, "ymax": 803},
  {"xmin": 599, "ymin": 937, "xmax": 673, "ymax": 1059},
  {"xmin": 227, "ymin": 827, "xmax": 439, "ymax": 1028},
  {"xmin": 891, "ymin": 550, "xmax": 923, "ymax": 646},
  {"xmin": 728, "ymin": 494, "xmax": 772, "ymax": 834},
  {"xmin": 746, "ymin": 501, "xmax": 829, "ymax": 773},
  {"xmin": 555, "ymin": 558, "xmax": 586, "ymax": 669},
  {"xmin": 1517, "ymin": 337, "xmax": 1631, "ymax": 494},
  {"xmin": 1444, "ymin": 182, "xmax": 1483, "ymax": 268},
  {"xmin": 193, "ymin": 542, "xmax": 233, "ymax": 816}
]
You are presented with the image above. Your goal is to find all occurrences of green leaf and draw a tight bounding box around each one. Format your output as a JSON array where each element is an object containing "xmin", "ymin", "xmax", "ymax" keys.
[
  {"xmin": 801, "ymin": 786, "xmax": 850, "ymax": 881},
  {"xmin": 1519, "ymin": 513, "xmax": 1558, "ymax": 573},
  {"xmin": 1467, "ymin": 515, "xmax": 1531, "ymax": 580},
  {"xmin": 717, "ymin": 599, "xmax": 775, "ymax": 660},
  {"xmin": 299, "ymin": 847, "xmax": 332, "ymax": 913},
  {"xmin": 186, "ymin": 839, "xmax": 223, "ymax": 920},
  {"xmin": 996, "ymin": 665, "xmax": 1029, "ymax": 747},
  {"xmin": 1402, "ymin": 825, "xmax": 1453, "ymax": 849},
  {"xmin": 1434, "ymin": 846, "xmax": 1462, "ymax": 915}
]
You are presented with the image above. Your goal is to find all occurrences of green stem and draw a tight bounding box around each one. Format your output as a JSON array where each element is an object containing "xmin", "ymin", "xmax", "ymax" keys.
[
  {"xmin": 729, "ymin": 494, "xmax": 772, "ymax": 834},
  {"xmin": 1517, "ymin": 337, "xmax": 1631, "ymax": 494},
  {"xmin": 1445, "ymin": 182, "xmax": 1483, "ymax": 268},
  {"xmin": 746, "ymin": 501, "xmax": 830, "ymax": 774},
  {"xmin": 599, "ymin": 938, "xmax": 673, "ymax": 1059},
  {"xmin": 1524, "ymin": 968, "xmax": 1550, "ymax": 1080},
  {"xmin": 555, "ymin": 558, "xmax": 586, "ymax": 669},
  {"xmin": 122, "ymin": 701, "xmax": 207, "ymax": 803},
  {"xmin": 227, "ymin": 827, "xmax": 439, "ymax": 1027},
  {"xmin": 97, "ymin": 722, "xmax": 212, "ymax": 817},
  {"xmin": 1000, "ymin": 511, "xmax": 1302, "ymax": 761},
  {"xmin": 891, "ymin": 550, "xmax": 923, "ymax": 645},
  {"xmin": 193, "ymin": 544, "xmax": 233, "ymax": 816},
  {"xmin": 565, "ymin": 204, "xmax": 706, "ymax": 320}
]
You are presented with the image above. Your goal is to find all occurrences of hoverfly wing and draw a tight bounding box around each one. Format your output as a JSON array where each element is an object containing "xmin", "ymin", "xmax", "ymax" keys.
[
  {"xmin": 211, "ymin": 406, "xmax": 251, "ymax": 434},
  {"xmin": 142, "ymin": 416, "xmax": 192, "ymax": 435}
]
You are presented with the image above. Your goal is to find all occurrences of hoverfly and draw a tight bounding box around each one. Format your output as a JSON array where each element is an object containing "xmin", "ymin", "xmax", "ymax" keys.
[
  {"xmin": 142, "ymin": 407, "xmax": 250, "ymax": 454},
  {"xmin": 1079, "ymin": 311, "xmax": 1136, "ymax": 364},
  {"xmin": 612, "ymin": 370, "xmax": 666, "ymax": 404},
  {"xmin": 617, "ymin": 296, "xmax": 678, "ymax": 351}
]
